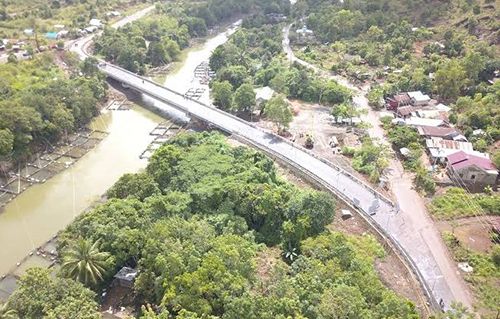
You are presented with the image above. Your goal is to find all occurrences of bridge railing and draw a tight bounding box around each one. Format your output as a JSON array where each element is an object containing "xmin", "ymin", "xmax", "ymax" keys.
[
  {"xmin": 84, "ymin": 35, "xmax": 440, "ymax": 312},
  {"xmin": 105, "ymin": 63, "xmax": 395, "ymax": 208}
]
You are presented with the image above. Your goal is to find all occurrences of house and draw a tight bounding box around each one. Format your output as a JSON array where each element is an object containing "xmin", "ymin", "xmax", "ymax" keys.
[
  {"xmin": 254, "ymin": 86, "xmax": 274, "ymax": 107},
  {"xmin": 435, "ymin": 103, "xmax": 451, "ymax": 112},
  {"xmin": 296, "ymin": 25, "xmax": 313, "ymax": 36},
  {"xmin": 85, "ymin": 26, "xmax": 98, "ymax": 33},
  {"xmin": 407, "ymin": 91, "xmax": 431, "ymax": 106},
  {"xmin": 417, "ymin": 126, "xmax": 463, "ymax": 140},
  {"xmin": 112, "ymin": 267, "xmax": 137, "ymax": 289},
  {"xmin": 446, "ymin": 151, "xmax": 498, "ymax": 190},
  {"xmin": 23, "ymin": 29, "xmax": 34, "ymax": 36},
  {"xmin": 415, "ymin": 109, "xmax": 449, "ymax": 122},
  {"xmin": 57, "ymin": 30, "xmax": 69, "ymax": 38},
  {"xmin": 405, "ymin": 117, "xmax": 449, "ymax": 128},
  {"xmin": 295, "ymin": 25, "xmax": 314, "ymax": 43},
  {"xmin": 396, "ymin": 106, "xmax": 414, "ymax": 118},
  {"xmin": 106, "ymin": 11, "xmax": 121, "ymax": 17},
  {"xmin": 386, "ymin": 93, "xmax": 411, "ymax": 110},
  {"xmin": 426, "ymin": 137, "xmax": 486, "ymax": 163},
  {"xmin": 89, "ymin": 19, "xmax": 102, "ymax": 28}
]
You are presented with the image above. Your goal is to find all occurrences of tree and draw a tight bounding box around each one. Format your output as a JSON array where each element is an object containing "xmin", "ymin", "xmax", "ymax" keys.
[
  {"xmin": 60, "ymin": 238, "xmax": 111, "ymax": 286},
  {"xmin": 367, "ymin": 87, "xmax": 384, "ymax": 110},
  {"xmin": 434, "ymin": 59, "xmax": 467, "ymax": 100},
  {"xmin": 0, "ymin": 128, "xmax": 14, "ymax": 157},
  {"xmin": 8, "ymin": 268, "xmax": 100, "ymax": 319},
  {"xmin": 147, "ymin": 41, "xmax": 169, "ymax": 66},
  {"xmin": 107, "ymin": 172, "xmax": 160, "ymax": 201},
  {"xmin": 493, "ymin": 150, "xmax": 500, "ymax": 169},
  {"xmin": 0, "ymin": 302, "xmax": 18, "ymax": 319},
  {"xmin": 264, "ymin": 95, "xmax": 293, "ymax": 133},
  {"xmin": 6, "ymin": 54, "xmax": 17, "ymax": 64},
  {"xmin": 212, "ymin": 80, "xmax": 233, "ymax": 110},
  {"xmin": 81, "ymin": 57, "xmax": 99, "ymax": 76},
  {"xmin": 232, "ymin": 83, "xmax": 256, "ymax": 113},
  {"xmin": 331, "ymin": 102, "xmax": 359, "ymax": 125}
]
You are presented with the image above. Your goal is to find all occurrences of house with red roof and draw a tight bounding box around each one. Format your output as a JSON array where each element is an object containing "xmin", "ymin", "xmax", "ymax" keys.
[{"xmin": 446, "ymin": 151, "xmax": 498, "ymax": 191}]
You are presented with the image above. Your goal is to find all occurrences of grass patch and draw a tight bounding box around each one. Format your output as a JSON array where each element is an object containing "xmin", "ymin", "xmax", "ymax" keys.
[
  {"xmin": 442, "ymin": 231, "xmax": 500, "ymax": 317},
  {"xmin": 429, "ymin": 187, "xmax": 500, "ymax": 220}
]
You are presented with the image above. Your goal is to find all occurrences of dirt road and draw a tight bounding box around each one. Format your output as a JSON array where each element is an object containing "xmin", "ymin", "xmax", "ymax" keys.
[{"xmin": 282, "ymin": 24, "xmax": 474, "ymax": 310}]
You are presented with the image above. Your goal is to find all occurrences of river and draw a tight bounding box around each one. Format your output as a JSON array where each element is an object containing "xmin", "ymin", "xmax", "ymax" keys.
[{"xmin": 0, "ymin": 24, "xmax": 237, "ymax": 276}]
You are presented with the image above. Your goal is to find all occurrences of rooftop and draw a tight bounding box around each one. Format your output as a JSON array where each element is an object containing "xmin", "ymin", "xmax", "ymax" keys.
[
  {"xmin": 408, "ymin": 91, "xmax": 431, "ymax": 102},
  {"xmin": 417, "ymin": 126, "xmax": 460, "ymax": 138},
  {"xmin": 426, "ymin": 137, "xmax": 474, "ymax": 153},
  {"xmin": 113, "ymin": 267, "xmax": 138, "ymax": 282},
  {"xmin": 447, "ymin": 151, "xmax": 497, "ymax": 171},
  {"xmin": 405, "ymin": 117, "xmax": 448, "ymax": 127}
]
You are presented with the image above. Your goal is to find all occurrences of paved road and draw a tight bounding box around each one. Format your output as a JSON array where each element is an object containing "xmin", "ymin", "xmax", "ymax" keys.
[
  {"xmin": 282, "ymin": 24, "xmax": 473, "ymax": 310},
  {"xmin": 71, "ymin": 11, "xmax": 470, "ymax": 312}
]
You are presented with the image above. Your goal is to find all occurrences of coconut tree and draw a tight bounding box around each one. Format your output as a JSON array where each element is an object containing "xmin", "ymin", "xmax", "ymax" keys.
[
  {"xmin": 0, "ymin": 302, "xmax": 18, "ymax": 319},
  {"xmin": 60, "ymin": 238, "xmax": 110, "ymax": 286}
]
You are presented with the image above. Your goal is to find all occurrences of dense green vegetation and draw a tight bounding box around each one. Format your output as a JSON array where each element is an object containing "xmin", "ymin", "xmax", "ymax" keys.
[
  {"xmin": 209, "ymin": 21, "xmax": 352, "ymax": 115},
  {"xmin": 4, "ymin": 132, "xmax": 419, "ymax": 318},
  {"xmin": 8, "ymin": 268, "xmax": 101, "ymax": 318},
  {"xmin": 380, "ymin": 117, "xmax": 436, "ymax": 195},
  {"xmin": 342, "ymin": 137, "xmax": 389, "ymax": 183},
  {"xmin": 95, "ymin": 0, "xmax": 290, "ymax": 73},
  {"xmin": 0, "ymin": 53, "xmax": 107, "ymax": 162},
  {"xmin": 0, "ymin": 0, "xmax": 150, "ymax": 38},
  {"xmin": 293, "ymin": 0, "xmax": 499, "ymax": 154},
  {"xmin": 430, "ymin": 187, "xmax": 500, "ymax": 220}
]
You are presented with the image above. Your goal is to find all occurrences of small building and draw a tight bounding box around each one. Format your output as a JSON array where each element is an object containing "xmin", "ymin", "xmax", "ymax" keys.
[
  {"xmin": 435, "ymin": 103, "xmax": 451, "ymax": 112},
  {"xmin": 112, "ymin": 267, "xmax": 137, "ymax": 289},
  {"xmin": 57, "ymin": 30, "xmax": 69, "ymax": 38},
  {"xmin": 386, "ymin": 93, "xmax": 411, "ymax": 110},
  {"xmin": 54, "ymin": 24, "xmax": 65, "ymax": 29},
  {"xmin": 295, "ymin": 25, "xmax": 314, "ymax": 44},
  {"xmin": 446, "ymin": 151, "xmax": 498, "ymax": 191},
  {"xmin": 407, "ymin": 91, "xmax": 431, "ymax": 106},
  {"xmin": 426, "ymin": 137, "xmax": 485, "ymax": 163},
  {"xmin": 106, "ymin": 11, "xmax": 121, "ymax": 17},
  {"xmin": 396, "ymin": 106, "xmax": 414, "ymax": 118},
  {"xmin": 417, "ymin": 126, "xmax": 465, "ymax": 141},
  {"xmin": 296, "ymin": 25, "xmax": 313, "ymax": 36},
  {"xmin": 254, "ymin": 86, "xmax": 274, "ymax": 107},
  {"xmin": 85, "ymin": 26, "xmax": 98, "ymax": 33},
  {"xmin": 89, "ymin": 19, "xmax": 103, "ymax": 28},
  {"xmin": 23, "ymin": 29, "xmax": 34, "ymax": 36},
  {"xmin": 405, "ymin": 117, "xmax": 449, "ymax": 128}
]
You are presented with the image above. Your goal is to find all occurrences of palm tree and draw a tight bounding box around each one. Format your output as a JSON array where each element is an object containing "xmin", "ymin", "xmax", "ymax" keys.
[
  {"xmin": 61, "ymin": 238, "xmax": 110, "ymax": 286},
  {"xmin": 0, "ymin": 301, "xmax": 18, "ymax": 319}
]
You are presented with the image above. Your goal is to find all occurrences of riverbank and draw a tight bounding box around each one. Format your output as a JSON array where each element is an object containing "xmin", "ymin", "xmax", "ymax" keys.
[{"xmin": 0, "ymin": 12, "xmax": 239, "ymax": 281}]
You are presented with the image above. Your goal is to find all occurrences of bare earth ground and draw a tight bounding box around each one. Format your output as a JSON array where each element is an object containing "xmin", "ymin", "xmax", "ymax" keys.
[{"xmin": 436, "ymin": 215, "xmax": 500, "ymax": 253}]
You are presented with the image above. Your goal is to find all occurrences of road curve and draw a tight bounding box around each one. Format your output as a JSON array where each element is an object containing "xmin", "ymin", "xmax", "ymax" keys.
[
  {"xmin": 282, "ymin": 24, "xmax": 472, "ymax": 310},
  {"xmin": 70, "ymin": 12, "xmax": 466, "ymax": 312}
]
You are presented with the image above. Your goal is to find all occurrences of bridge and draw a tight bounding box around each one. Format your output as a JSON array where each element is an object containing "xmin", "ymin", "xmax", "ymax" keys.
[{"xmin": 70, "ymin": 22, "xmax": 464, "ymax": 313}]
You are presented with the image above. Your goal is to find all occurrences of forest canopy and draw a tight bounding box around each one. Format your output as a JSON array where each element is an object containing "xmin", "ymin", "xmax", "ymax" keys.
[{"xmin": 3, "ymin": 132, "xmax": 420, "ymax": 318}]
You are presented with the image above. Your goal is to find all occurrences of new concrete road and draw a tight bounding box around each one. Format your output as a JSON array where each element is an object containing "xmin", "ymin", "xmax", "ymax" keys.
[
  {"xmin": 71, "ymin": 10, "xmax": 468, "ymax": 312},
  {"xmin": 282, "ymin": 24, "xmax": 473, "ymax": 310}
]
